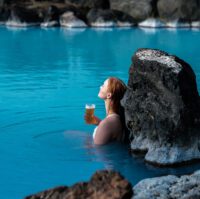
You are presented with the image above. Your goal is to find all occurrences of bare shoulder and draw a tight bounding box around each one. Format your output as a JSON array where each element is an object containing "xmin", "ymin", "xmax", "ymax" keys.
[
  {"xmin": 98, "ymin": 116, "xmax": 121, "ymax": 130},
  {"xmin": 93, "ymin": 116, "xmax": 122, "ymax": 145},
  {"xmin": 93, "ymin": 118, "xmax": 113, "ymax": 145},
  {"xmin": 96, "ymin": 117, "xmax": 112, "ymax": 134},
  {"xmin": 105, "ymin": 115, "xmax": 122, "ymax": 127}
]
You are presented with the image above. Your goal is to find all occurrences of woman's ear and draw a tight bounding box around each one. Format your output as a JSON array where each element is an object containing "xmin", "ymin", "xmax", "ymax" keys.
[{"xmin": 106, "ymin": 92, "xmax": 112, "ymax": 99}]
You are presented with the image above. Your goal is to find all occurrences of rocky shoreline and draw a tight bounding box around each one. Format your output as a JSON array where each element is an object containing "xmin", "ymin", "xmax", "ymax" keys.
[
  {"xmin": 0, "ymin": 0, "xmax": 200, "ymax": 28},
  {"xmin": 133, "ymin": 169, "xmax": 200, "ymax": 199},
  {"xmin": 25, "ymin": 169, "xmax": 200, "ymax": 199}
]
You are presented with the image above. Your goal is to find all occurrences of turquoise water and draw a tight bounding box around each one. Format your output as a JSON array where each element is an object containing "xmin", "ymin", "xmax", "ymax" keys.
[{"xmin": 0, "ymin": 26, "xmax": 200, "ymax": 198}]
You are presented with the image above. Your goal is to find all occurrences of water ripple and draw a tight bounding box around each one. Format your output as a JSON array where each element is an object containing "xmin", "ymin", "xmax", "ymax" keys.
[
  {"xmin": 0, "ymin": 116, "xmax": 61, "ymax": 130},
  {"xmin": 33, "ymin": 129, "xmax": 65, "ymax": 139}
]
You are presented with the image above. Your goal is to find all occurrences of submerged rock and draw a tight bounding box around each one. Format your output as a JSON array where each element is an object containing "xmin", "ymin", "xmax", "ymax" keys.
[
  {"xmin": 132, "ymin": 169, "xmax": 200, "ymax": 199},
  {"xmin": 25, "ymin": 170, "xmax": 133, "ymax": 199},
  {"xmin": 121, "ymin": 48, "xmax": 200, "ymax": 166}
]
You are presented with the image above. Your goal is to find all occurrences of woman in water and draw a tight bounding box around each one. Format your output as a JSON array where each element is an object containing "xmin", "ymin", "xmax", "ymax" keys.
[{"xmin": 85, "ymin": 77, "xmax": 128, "ymax": 145}]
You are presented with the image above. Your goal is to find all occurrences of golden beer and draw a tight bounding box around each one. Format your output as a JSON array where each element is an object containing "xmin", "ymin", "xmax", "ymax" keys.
[{"xmin": 85, "ymin": 104, "xmax": 95, "ymax": 123}]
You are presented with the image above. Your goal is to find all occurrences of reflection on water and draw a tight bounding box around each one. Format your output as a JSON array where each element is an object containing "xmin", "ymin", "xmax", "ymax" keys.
[{"xmin": 83, "ymin": 134, "xmax": 200, "ymax": 185}]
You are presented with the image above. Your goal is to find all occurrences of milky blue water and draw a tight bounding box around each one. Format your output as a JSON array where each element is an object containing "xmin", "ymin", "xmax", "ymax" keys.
[{"xmin": 0, "ymin": 26, "xmax": 200, "ymax": 199}]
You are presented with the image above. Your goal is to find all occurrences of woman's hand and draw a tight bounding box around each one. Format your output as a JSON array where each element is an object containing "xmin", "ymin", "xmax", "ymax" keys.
[{"xmin": 84, "ymin": 115, "xmax": 101, "ymax": 125}]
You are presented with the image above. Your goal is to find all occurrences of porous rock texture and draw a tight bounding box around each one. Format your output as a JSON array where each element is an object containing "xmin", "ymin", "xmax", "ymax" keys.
[
  {"xmin": 1, "ymin": 0, "xmax": 200, "ymax": 26},
  {"xmin": 157, "ymin": 0, "xmax": 200, "ymax": 21},
  {"xmin": 121, "ymin": 48, "xmax": 200, "ymax": 166},
  {"xmin": 132, "ymin": 169, "xmax": 200, "ymax": 199},
  {"xmin": 86, "ymin": 8, "xmax": 116, "ymax": 26},
  {"xmin": 109, "ymin": 0, "xmax": 157, "ymax": 21},
  {"xmin": 25, "ymin": 170, "xmax": 133, "ymax": 199}
]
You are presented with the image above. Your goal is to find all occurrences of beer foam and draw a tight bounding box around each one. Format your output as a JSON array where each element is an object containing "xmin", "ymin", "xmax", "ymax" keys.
[{"xmin": 85, "ymin": 104, "xmax": 95, "ymax": 109}]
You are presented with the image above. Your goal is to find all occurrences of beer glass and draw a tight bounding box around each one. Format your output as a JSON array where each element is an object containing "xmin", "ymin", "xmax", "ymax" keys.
[{"xmin": 85, "ymin": 104, "xmax": 95, "ymax": 123}]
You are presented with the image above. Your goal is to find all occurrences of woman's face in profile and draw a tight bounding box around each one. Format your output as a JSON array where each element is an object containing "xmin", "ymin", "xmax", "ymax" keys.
[{"xmin": 98, "ymin": 79, "xmax": 109, "ymax": 99}]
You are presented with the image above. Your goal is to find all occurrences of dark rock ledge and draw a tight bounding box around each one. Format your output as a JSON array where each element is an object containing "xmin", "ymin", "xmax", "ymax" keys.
[
  {"xmin": 25, "ymin": 170, "xmax": 133, "ymax": 199},
  {"xmin": 121, "ymin": 48, "xmax": 200, "ymax": 166}
]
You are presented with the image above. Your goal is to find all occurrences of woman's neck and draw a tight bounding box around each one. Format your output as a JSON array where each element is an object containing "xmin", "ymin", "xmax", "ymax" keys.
[{"xmin": 105, "ymin": 99, "xmax": 116, "ymax": 116}]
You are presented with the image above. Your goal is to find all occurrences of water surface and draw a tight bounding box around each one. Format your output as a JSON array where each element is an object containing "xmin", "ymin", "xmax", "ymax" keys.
[{"xmin": 0, "ymin": 26, "xmax": 200, "ymax": 198}]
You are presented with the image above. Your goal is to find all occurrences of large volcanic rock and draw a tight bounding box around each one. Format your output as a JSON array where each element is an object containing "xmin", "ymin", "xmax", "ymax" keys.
[
  {"xmin": 157, "ymin": 0, "xmax": 200, "ymax": 21},
  {"xmin": 25, "ymin": 170, "xmax": 133, "ymax": 199},
  {"xmin": 121, "ymin": 48, "xmax": 200, "ymax": 166},
  {"xmin": 109, "ymin": 0, "xmax": 157, "ymax": 21}
]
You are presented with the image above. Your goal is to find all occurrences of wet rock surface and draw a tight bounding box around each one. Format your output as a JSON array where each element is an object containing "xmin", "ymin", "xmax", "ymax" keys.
[
  {"xmin": 86, "ymin": 8, "xmax": 135, "ymax": 27},
  {"xmin": 121, "ymin": 48, "xmax": 200, "ymax": 166},
  {"xmin": 25, "ymin": 170, "xmax": 133, "ymax": 199},
  {"xmin": 60, "ymin": 11, "xmax": 87, "ymax": 27},
  {"xmin": 157, "ymin": 0, "xmax": 200, "ymax": 21},
  {"xmin": 132, "ymin": 169, "xmax": 200, "ymax": 199},
  {"xmin": 109, "ymin": 0, "xmax": 156, "ymax": 21},
  {"xmin": 0, "ymin": 0, "xmax": 200, "ymax": 27},
  {"xmin": 87, "ymin": 8, "xmax": 116, "ymax": 26}
]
